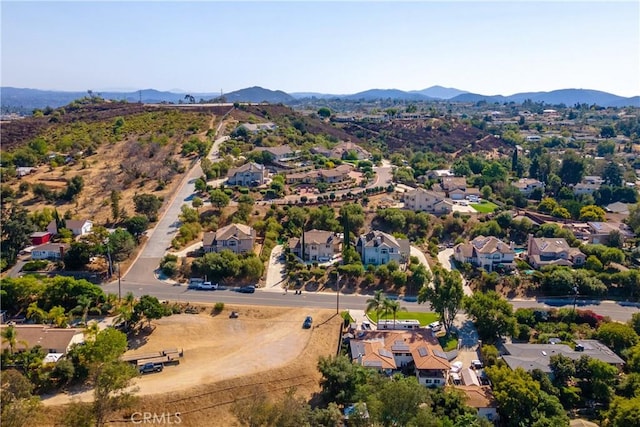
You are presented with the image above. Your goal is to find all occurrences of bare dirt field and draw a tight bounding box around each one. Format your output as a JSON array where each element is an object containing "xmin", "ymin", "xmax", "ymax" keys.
[{"xmin": 43, "ymin": 304, "xmax": 343, "ymax": 426}]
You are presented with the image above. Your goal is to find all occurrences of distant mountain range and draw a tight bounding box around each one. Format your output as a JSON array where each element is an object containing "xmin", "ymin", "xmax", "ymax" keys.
[{"xmin": 1, "ymin": 85, "xmax": 638, "ymax": 112}]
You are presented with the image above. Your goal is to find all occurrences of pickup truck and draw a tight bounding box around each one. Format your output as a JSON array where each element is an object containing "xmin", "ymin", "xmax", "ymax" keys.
[
  {"xmin": 198, "ymin": 282, "xmax": 218, "ymax": 290},
  {"xmin": 139, "ymin": 363, "xmax": 163, "ymax": 374}
]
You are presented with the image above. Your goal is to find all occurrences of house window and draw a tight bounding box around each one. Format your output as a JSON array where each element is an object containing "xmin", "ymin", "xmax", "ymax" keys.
[
  {"xmin": 311, "ymin": 245, "xmax": 317, "ymax": 250},
  {"xmin": 381, "ymin": 249, "xmax": 388, "ymax": 254},
  {"xmin": 425, "ymin": 379, "xmax": 432, "ymax": 384},
  {"xmin": 229, "ymin": 241, "xmax": 236, "ymax": 246},
  {"xmin": 369, "ymin": 258, "xmax": 376, "ymax": 264}
]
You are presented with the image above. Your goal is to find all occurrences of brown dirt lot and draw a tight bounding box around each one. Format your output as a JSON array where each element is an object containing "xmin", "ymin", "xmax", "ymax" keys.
[{"xmin": 42, "ymin": 304, "xmax": 343, "ymax": 427}]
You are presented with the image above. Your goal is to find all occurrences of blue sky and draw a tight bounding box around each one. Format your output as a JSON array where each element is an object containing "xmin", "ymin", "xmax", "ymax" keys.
[{"xmin": 2, "ymin": 1, "xmax": 639, "ymax": 97}]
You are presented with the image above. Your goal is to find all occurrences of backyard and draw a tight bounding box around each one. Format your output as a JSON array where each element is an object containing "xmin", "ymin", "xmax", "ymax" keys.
[{"xmin": 471, "ymin": 201, "xmax": 499, "ymax": 213}]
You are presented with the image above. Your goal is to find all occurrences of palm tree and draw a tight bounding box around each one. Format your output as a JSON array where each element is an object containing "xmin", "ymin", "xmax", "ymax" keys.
[
  {"xmin": 48, "ymin": 306, "xmax": 68, "ymax": 328},
  {"xmin": 74, "ymin": 295, "xmax": 92, "ymax": 326},
  {"xmin": 84, "ymin": 321, "xmax": 100, "ymax": 341},
  {"xmin": 1, "ymin": 325, "xmax": 18, "ymax": 354},
  {"xmin": 114, "ymin": 292, "xmax": 136, "ymax": 331},
  {"xmin": 365, "ymin": 290, "xmax": 386, "ymax": 323},
  {"xmin": 26, "ymin": 302, "xmax": 47, "ymax": 324},
  {"xmin": 383, "ymin": 299, "xmax": 407, "ymax": 329}
]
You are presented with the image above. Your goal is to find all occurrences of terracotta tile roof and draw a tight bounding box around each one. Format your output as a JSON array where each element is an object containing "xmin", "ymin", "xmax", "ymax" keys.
[{"xmin": 349, "ymin": 330, "xmax": 449, "ymax": 372}]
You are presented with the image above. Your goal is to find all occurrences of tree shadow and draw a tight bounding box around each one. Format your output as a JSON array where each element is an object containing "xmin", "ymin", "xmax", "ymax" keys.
[{"xmin": 127, "ymin": 324, "xmax": 155, "ymax": 350}]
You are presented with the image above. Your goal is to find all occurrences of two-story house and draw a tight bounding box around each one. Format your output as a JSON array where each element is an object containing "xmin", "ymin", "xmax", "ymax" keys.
[
  {"xmin": 349, "ymin": 330, "xmax": 451, "ymax": 388},
  {"xmin": 202, "ymin": 224, "xmax": 256, "ymax": 255},
  {"xmin": 586, "ymin": 222, "xmax": 635, "ymax": 245},
  {"xmin": 440, "ymin": 177, "xmax": 467, "ymax": 199},
  {"xmin": 453, "ymin": 235, "xmax": 515, "ymax": 272},
  {"xmin": 526, "ymin": 235, "xmax": 585, "ymax": 269},
  {"xmin": 356, "ymin": 230, "xmax": 410, "ymax": 266},
  {"xmin": 227, "ymin": 162, "xmax": 268, "ymax": 187},
  {"xmin": 288, "ymin": 229, "xmax": 342, "ymax": 263},
  {"xmin": 285, "ymin": 164, "xmax": 353, "ymax": 185},
  {"xmin": 403, "ymin": 188, "xmax": 452, "ymax": 214}
]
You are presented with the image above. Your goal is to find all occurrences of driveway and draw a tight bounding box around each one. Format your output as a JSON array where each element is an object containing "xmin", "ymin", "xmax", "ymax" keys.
[
  {"xmin": 437, "ymin": 248, "xmax": 472, "ymax": 296},
  {"xmin": 410, "ymin": 245, "xmax": 433, "ymax": 290},
  {"xmin": 264, "ymin": 244, "xmax": 287, "ymax": 292}
]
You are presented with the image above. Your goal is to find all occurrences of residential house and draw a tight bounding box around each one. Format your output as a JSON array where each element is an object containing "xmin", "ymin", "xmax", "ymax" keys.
[
  {"xmin": 514, "ymin": 178, "xmax": 545, "ymax": 196},
  {"xmin": 202, "ymin": 224, "xmax": 256, "ymax": 255},
  {"xmin": 457, "ymin": 386, "xmax": 498, "ymax": 423},
  {"xmin": 285, "ymin": 164, "xmax": 353, "ymax": 185},
  {"xmin": 0, "ymin": 325, "xmax": 84, "ymax": 362},
  {"xmin": 47, "ymin": 219, "xmax": 93, "ymax": 236},
  {"xmin": 31, "ymin": 243, "xmax": 69, "ymax": 261},
  {"xmin": 605, "ymin": 202, "xmax": 633, "ymax": 215},
  {"xmin": 450, "ymin": 187, "xmax": 481, "ymax": 201},
  {"xmin": 330, "ymin": 141, "xmax": 371, "ymax": 160},
  {"xmin": 587, "ymin": 221, "xmax": 635, "ymax": 245},
  {"xmin": 239, "ymin": 122, "xmax": 277, "ymax": 133},
  {"xmin": 349, "ymin": 330, "xmax": 451, "ymax": 387},
  {"xmin": 502, "ymin": 340, "xmax": 625, "ymax": 375},
  {"xmin": 583, "ymin": 176, "xmax": 605, "ymax": 186},
  {"xmin": 356, "ymin": 230, "xmax": 410, "ymax": 266},
  {"xmin": 252, "ymin": 145, "xmax": 296, "ymax": 162},
  {"xmin": 403, "ymin": 188, "xmax": 452, "ymax": 214},
  {"xmin": 453, "ymin": 236, "xmax": 515, "ymax": 272},
  {"xmin": 227, "ymin": 162, "xmax": 268, "ymax": 187},
  {"xmin": 30, "ymin": 231, "xmax": 51, "ymax": 246},
  {"xmin": 573, "ymin": 183, "xmax": 600, "ymax": 196},
  {"xmin": 425, "ymin": 169, "xmax": 454, "ymax": 180},
  {"xmin": 16, "ymin": 167, "xmax": 36, "ymax": 177},
  {"xmin": 288, "ymin": 229, "xmax": 342, "ymax": 262},
  {"xmin": 526, "ymin": 235, "xmax": 585, "ymax": 269},
  {"xmin": 440, "ymin": 177, "xmax": 467, "ymax": 197}
]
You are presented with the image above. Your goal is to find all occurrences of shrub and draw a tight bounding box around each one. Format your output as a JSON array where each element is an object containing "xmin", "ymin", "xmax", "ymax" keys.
[
  {"xmin": 214, "ymin": 302, "xmax": 224, "ymax": 312},
  {"xmin": 22, "ymin": 260, "xmax": 49, "ymax": 271}
]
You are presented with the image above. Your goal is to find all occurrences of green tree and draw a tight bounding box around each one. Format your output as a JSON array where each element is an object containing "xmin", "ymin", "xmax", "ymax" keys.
[
  {"xmin": 134, "ymin": 295, "xmax": 168, "ymax": 328},
  {"xmin": 559, "ymin": 151, "xmax": 585, "ymax": 185},
  {"xmin": 132, "ymin": 193, "xmax": 162, "ymax": 222},
  {"xmin": 418, "ymin": 266, "xmax": 463, "ymax": 334},
  {"xmin": 1, "ymin": 325, "xmax": 19, "ymax": 354},
  {"xmin": 209, "ymin": 189, "xmax": 230, "ymax": 210},
  {"xmin": 579, "ymin": 205, "xmax": 606, "ymax": 221},
  {"xmin": 1, "ymin": 204, "xmax": 35, "ymax": 266},
  {"xmin": 317, "ymin": 107, "xmax": 332, "ymax": 119},
  {"xmin": 122, "ymin": 215, "xmax": 149, "ymax": 241},
  {"xmin": 64, "ymin": 241, "xmax": 92, "ymax": 270},
  {"xmin": 0, "ymin": 369, "xmax": 42, "ymax": 427},
  {"xmin": 110, "ymin": 190, "xmax": 121, "ymax": 223},
  {"xmin": 602, "ymin": 162, "xmax": 623, "ymax": 187},
  {"xmin": 317, "ymin": 355, "xmax": 368, "ymax": 406},
  {"xmin": 606, "ymin": 396, "xmax": 640, "ymax": 427},
  {"xmin": 596, "ymin": 322, "xmax": 639, "ymax": 354},
  {"xmin": 107, "ymin": 229, "xmax": 136, "ymax": 262},
  {"xmin": 375, "ymin": 376, "xmax": 430, "ymax": 426},
  {"xmin": 366, "ymin": 290, "xmax": 386, "ymax": 321},
  {"xmin": 61, "ymin": 175, "xmax": 84, "ymax": 201},
  {"xmin": 549, "ymin": 354, "xmax": 575, "ymax": 387},
  {"xmin": 463, "ymin": 291, "xmax": 517, "ymax": 342}
]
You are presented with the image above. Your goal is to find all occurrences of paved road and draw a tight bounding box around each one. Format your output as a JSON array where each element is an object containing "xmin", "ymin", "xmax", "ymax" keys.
[{"xmin": 123, "ymin": 124, "xmax": 229, "ymax": 284}]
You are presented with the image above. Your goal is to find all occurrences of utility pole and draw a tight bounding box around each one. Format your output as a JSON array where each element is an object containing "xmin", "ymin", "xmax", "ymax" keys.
[
  {"xmin": 572, "ymin": 285, "xmax": 579, "ymax": 315},
  {"xmin": 118, "ymin": 262, "xmax": 122, "ymax": 302},
  {"xmin": 336, "ymin": 274, "xmax": 340, "ymax": 314}
]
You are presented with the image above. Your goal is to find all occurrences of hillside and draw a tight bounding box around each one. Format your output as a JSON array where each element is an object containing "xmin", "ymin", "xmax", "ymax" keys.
[
  {"xmin": 0, "ymin": 101, "xmax": 231, "ymax": 226},
  {"xmin": 337, "ymin": 117, "xmax": 508, "ymax": 155}
]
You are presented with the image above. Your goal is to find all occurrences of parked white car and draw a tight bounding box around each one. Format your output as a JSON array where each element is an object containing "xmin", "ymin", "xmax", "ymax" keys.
[{"xmin": 450, "ymin": 361, "xmax": 463, "ymax": 373}]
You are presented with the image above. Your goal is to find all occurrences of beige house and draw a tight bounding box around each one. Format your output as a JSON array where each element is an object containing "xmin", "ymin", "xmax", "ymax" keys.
[
  {"xmin": 0, "ymin": 325, "xmax": 84, "ymax": 360},
  {"xmin": 526, "ymin": 235, "xmax": 585, "ymax": 269},
  {"xmin": 356, "ymin": 230, "xmax": 410, "ymax": 266},
  {"xmin": 227, "ymin": 162, "xmax": 268, "ymax": 186},
  {"xmin": 403, "ymin": 188, "xmax": 452, "ymax": 214},
  {"xmin": 202, "ymin": 224, "xmax": 256, "ymax": 254},
  {"xmin": 456, "ymin": 386, "xmax": 498, "ymax": 423},
  {"xmin": 441, "ymin": 177, "xmax": 467, "ymax": 192},
  {"xmin": 239, "ymin": 122, "xmax": 277, "ymax": 133},
  {"xmin": 288, "ymin": 229, "xmax": 342, "ymax": 263},
  {"xmin": 514, "ymin": 178, "xmax": 544, "ymax": 195},
  {"xmin": 454, "ymin": 236, "xmax": 515, "ymax": 272},
  {"xmin": 349, "ymin": 330, "xmax": 451, "ymax": 388},
  {"xmin": 252, "ymin": 145, "xmax": 296, "ymax": 161},
  {"xmin": 286, "ymin": 164, "xmax": 353, "ymax": 185}
]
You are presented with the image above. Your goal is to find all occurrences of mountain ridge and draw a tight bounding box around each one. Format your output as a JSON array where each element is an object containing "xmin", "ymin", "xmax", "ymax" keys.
[{"xmin": 2, "ymin": 85, "xmax": 638, "ymax": 112}]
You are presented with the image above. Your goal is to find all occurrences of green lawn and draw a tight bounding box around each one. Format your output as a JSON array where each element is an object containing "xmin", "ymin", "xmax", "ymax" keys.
[
  {"xmin": 438, "ymin": 332, "xmax": 459, "ymax": 351},
  {"xmin": 366, "ymin": 311, "xmax": 439, "ymax": 326},
  {"xmin": 471, "ymin": 201, "xmax": 499, "ymax": 213}
]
